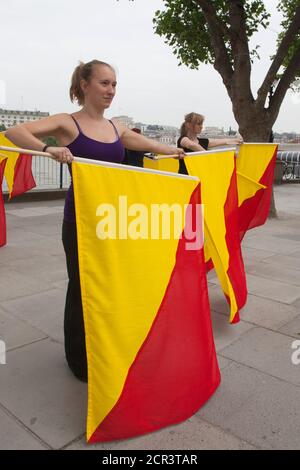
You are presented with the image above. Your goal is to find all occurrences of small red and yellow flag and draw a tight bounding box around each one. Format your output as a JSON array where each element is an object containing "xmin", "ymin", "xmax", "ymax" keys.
[
  {"xmin": 184, "ymin": 150, "xmax": 247, "ymax": 323},
  {"xmin": 236, "ymin": 143, "xmax": 278, "ymax": 239},
  {"xmin": 0, "ymin": 133, "xmax": 36, "ymax": 198}
]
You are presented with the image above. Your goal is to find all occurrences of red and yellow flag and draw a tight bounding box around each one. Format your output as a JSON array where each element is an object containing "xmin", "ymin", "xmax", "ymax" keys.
[
  {"xmin": 144, "ymin": 155, "xmax": 179, "ymax": 173},
  {"xmin": 0, "ymin": 155, "xmax": 7, "ymax": 247},
  {"xmin": 0, "ymin": 133, "xmax": 36, "ymax": 198},
  {"xmin": 72, "ymin": 161, "xmax": 220, "ymax": 443},
  {"xmin": 236, "ymin": 144, "xmax": 278, "ymax": 239},
  {"xmin": 184, "ymin": 150, "xmax": 247, "ymax": 323}
]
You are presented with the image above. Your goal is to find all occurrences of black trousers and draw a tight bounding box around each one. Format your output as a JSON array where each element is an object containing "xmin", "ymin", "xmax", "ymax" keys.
[{"xmin": 62, "ymin": 221, "xmax": 87, "ymax": 381}]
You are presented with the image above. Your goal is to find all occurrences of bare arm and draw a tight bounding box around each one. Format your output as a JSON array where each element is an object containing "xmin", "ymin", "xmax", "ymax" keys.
[
  {"xmin": 208, "ymin": 137, "xmax": 243, "ymax": 148},
  {"xmin": 179, "ymin": 137, "xmax": 206, "ymax": 152},
  {"xmin": 5, "ymin": 114, "xmax": 74, "ymax": 163},
  {"xmin": 114, "ymin": 121, "xmax": 185, "ymax": 157}
]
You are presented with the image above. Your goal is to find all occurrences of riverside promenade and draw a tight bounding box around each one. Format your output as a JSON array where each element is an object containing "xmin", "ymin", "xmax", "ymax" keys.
[{"xmin": 0, "ymin": 184, "xmax": 300, "ymax": 450}]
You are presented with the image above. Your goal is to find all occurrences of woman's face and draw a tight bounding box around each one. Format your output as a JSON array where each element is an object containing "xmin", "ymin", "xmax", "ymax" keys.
[
  {"xmin": 193, "ymin": 118, "xmax": 204, "ymax": 134},
  {"xmin": 186, "ymin": 118, "xmax": 204, "ymax": 135},
  {"xmin": 81, "ymin": 65, "xmax": 117, "ymax": 109}
]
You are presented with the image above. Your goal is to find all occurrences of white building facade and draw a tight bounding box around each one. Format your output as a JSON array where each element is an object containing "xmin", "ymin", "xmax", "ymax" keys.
[{"xmin": 0, "ymin": 108, "xmax": 49, "ymax": 128}]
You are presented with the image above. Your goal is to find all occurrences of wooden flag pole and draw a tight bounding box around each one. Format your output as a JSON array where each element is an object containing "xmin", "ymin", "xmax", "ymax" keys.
[{"xmin": 0, "ymin": 145, "xmax": 56, "ymax": 159}]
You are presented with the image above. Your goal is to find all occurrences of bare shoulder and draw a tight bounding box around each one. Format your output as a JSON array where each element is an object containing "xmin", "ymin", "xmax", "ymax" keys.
[
  {"xmin": 20, "ymin": 112, "xmax": 74, "ymax": 140},
  {"xmin": 48, "ymin": 113, "xmax": 73, "ymax": 130},
  {"xmin": 111, "ymin": 118, "xmax": 126, "ymax": 137}
]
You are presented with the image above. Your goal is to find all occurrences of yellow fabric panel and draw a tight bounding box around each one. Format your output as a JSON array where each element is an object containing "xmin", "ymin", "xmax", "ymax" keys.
[
  {"xmin": 236, "ymin": 172, "xmax": 266, "ymax": 207},
  {"xmin": 0, "ymin": 153, "xmax": 7, "ymax": 164},
  {"xmin": 184, "ymin": 151, "xmax": 237, "ymax": 322},
  {"xmin": 236, "ymin": 144, "xmax": 277, "ymax": 206},
  {"xmin": 143, "ymin": 156, "xmax": 179, "ymax": 173},
  {"xmin": 72, "ymin": 162, "xmax": 199, "ymax": 439},
  {"xmin": 0, "ymin": 133, "xmax": 19, "ymax": 195}
]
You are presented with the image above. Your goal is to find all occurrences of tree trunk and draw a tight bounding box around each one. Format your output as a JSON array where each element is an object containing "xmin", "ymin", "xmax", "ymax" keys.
[{"xmin": 233, "ymin": 108, "xmax": 278, "ymax": 219}]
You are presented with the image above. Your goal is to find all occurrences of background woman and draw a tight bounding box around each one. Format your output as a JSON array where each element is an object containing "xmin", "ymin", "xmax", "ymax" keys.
[{"xmin": 177, "ymin": 112, "xmax": 243, "ymax": 174}]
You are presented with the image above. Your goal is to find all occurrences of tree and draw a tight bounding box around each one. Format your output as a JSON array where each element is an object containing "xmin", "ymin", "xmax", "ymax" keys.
[
  {"xmin": 153, "ymin": 0, "xmax": 300, "ymax": 142},
  {"xmin": 43, "ymin": 136, "xmax": 58, "ymax": 147},
  {"xmin": 0, "ymin": 125, "xmax": 6, "ymax": 132}
]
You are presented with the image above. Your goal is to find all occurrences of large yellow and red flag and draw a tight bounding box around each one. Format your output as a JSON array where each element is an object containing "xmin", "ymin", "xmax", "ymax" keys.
[
  {"xmin": 72, "ymin": 160, "xmax": 220, "ymax": 443},
  {"xmin": 0, "ymin": 154, "xmax": 7, "ymax": 247},
  {"xmin": 236, "ymin": 143, "xmax": 278, "ymax": 239},
  {"xmin": 183, "ymin": 150, "xmax": 247, "ymax": 323},
  {"xmin": 0, "ymin": 133, "xmax": 36, "ymax": 198}
]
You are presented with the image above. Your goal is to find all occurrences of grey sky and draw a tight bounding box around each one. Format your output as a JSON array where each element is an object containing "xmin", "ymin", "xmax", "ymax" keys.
[{"xmin": 0, "ymin": 0, "xmax": 299, "ymax": 132}]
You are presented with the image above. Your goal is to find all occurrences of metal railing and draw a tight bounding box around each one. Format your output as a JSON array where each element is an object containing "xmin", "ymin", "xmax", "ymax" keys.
[
  {"xmin": 276, "ymin": 151, "xmax": 300, "ymax": 181},
  {"xmin": 31, "ymin": 156, "xmax": 71, "ymax": 189}
]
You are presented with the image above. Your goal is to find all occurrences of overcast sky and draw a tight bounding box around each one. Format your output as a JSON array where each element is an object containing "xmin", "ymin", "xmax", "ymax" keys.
[{"xmin": 0, "ymin": 0, "xmax": 299, "ymax": 132}]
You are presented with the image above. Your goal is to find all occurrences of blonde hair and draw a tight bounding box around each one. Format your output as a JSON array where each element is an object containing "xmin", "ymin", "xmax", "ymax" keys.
[
  {"xmin": 69, "ymin": 60, "xmax": 115, "ymax": 105},
  {"xmin": 180, "ymin": 112, "xmax": 205, "ymax": 138}
]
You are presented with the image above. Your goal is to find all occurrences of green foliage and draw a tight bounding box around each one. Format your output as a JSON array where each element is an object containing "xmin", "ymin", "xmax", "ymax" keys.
[
  {"xmin": 0, "ymin": 124, "xmax": 6, "ymax": 132},
  {"xmin": 153, "ymin": 0, "xmax": 270, "ymax": 68},
  {"xmin": 43, "ymin": 136, "xmax": 58, "ymax": 147},
  {"xmin": 277, "ymin": 0, "xmax": 300, "ymax": 87}
]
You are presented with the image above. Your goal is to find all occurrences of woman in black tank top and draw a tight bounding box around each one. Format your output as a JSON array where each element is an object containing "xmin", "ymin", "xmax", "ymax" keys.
[{"xmin": 177, "ymin": 112, "xmax": 243, "ymax": 175}]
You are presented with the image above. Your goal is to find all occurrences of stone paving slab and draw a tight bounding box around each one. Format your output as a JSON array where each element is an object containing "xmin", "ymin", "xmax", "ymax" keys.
[
  {"xmin": 260, "ymin": 253, "xmax": 300, "ymax": 271},
  {"xmin": 21, "ymin": 223, "xmax": 63, "ymax": 237},
  {"xmin": 209, "ymin": 272, "xmax": 300, "ymax": 304},
  {"xmin": 0, "ymin": 239, "xmax": 65, "ymax": 261},
  {"xmin": 221, "ymin": 327, "xmax": 300, "ymax": 386},
  {"xmin": 66, "ymin": 416, "xmax": 256, "ymax": 451},
  {"xmin": 6, "ymin": 206, "xmax": 63, "ymax": 218},
  {"xmin": 1, "ymin": 289, "xmax": 66, "ymax": 344},
  {"xmin": 4, "ymin": 255, "xmax": 67, "ymax": 284},
  {"xmin": 241, "ymin": 273, "xmax": 300, "ymax": 304},
  {"xmin": 211, "ymin": 311, "xmax": 254, "ymax": 352},
  {"xmin": 289, "ymin": 250, "xmax": 300, "ymax": 258},
  {"xmin": 0, "ymin": 407, "xmax": 48, "ymax": 450},
  {"xmin": 208, "ymin": 284, "xmax": 299, "ymax": 330},
  {"xmin": 0, "ymin": 339, "xmax": 87, "ymax": 449},
  {"xmin": 242, "ymin": 234, "xmax": 300, "ymax": 255},
  {"xmin": 0, "ymin": 267, "xmax": 51, "ymax": 302},
  {"xmin": 197, "ymin": 362, "xmax": 300, "ymax": 449},
  {"xmin": 4, "ymin": 228, "xmax": 45, "ymax": 244},
  {"xmin": 240, "ymin": 246, "xmax": 277, "ymax": 261},
  {"xmin": 0, "ymin": 306, "xmax": 47, "ymax": 351},
  {"xmin": 279, "ymin": 315, "xmax": 300, "ymax": 339},
  {"xmin": 52, "ymin": 280, "xmax": 68, "ymax": 291},
  {"xmin": 243, "ymin": 260, "xmax": 300, "ymax": 287}
]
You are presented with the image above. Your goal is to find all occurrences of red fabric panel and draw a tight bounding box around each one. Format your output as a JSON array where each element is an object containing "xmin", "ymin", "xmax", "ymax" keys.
[
  {"xmin": 224, "ymin": 164, "xmax": 247, "ymax": 322},
  {"xmin": 238, "ymin": 149, "xmax": 277, "ymax": 240},
  {"xmin": 0, "ymin": 159, "xmax": 7, "ymax": 247},
  {"xmin": 11, "ymin": 154, "xmax": 36, "ymax": 198},
  {"xmin": 89, "ymin": 186, "xmax": 221, "ymax": 443}
]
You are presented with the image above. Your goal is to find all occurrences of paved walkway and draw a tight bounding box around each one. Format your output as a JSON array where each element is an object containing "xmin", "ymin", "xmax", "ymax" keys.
[{"xmin": 0, "ymin": 184, "xmax": 300, "ymax": 450}]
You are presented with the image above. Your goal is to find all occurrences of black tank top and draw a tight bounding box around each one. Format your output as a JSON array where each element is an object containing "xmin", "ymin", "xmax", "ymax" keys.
[{"xmin": 177, "ymin": 137, "xmax": 209, "ymax": 175}]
